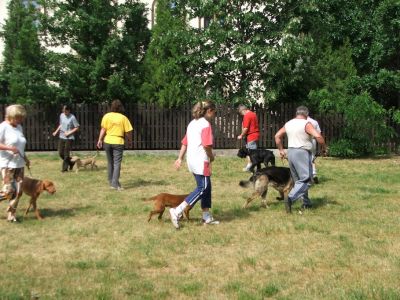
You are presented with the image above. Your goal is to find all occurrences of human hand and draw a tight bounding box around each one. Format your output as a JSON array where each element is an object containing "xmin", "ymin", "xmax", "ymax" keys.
[
  {"xmin": 279, "ymin": 149, "xmax": 287, "ymax": 159},
  {"xmin": 174, "ymin": 158, "xmax": 182, "ymax": 170},
  {"xmin": 97, "ymin": 140, "xmax": 103, "ymax": 149},
  {"xmin": 209, "ymin": 153, "xmax": 215, "ymax": 162},
  {"xmin": 322, "ymin": 147, "xmax": 329, "ymax": 157},
  {"xmin": 52, "ymin": 131, "xmax": 57, "ymax": 137},
  {"xmin": 9, "ymin": 146, "xmax": 19, "ymax": 154},
  {"xmin": 237, "ymin": 135, "xmax": 242, "ymax": 140}
]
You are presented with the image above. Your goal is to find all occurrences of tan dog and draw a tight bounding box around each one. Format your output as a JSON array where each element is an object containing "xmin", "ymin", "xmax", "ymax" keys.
[
  {"xmin": 71, "ymin": 151, "xmax": 98, "ymax": 173},
  {"xmin": 21, "ymin": 177, "xmax": 56, "ymax": 220},
  {"xmin": 239, "ymin": 166, "xmax": 293, "ymax": 208},
  {"xmin": 144, "ymin": 193, "xmax": 190, "ymax": 222}
]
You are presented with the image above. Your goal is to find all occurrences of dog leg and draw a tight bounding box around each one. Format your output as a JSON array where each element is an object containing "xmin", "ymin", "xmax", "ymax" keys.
[
  {"xmin": 24, "ymin": 200, "xmax": 32, "ymax": 216},
  {"xmin": 32, "ymin": 199, "xmax": 43, "ymax": 220},
  {"xmin": 260, "ymin": 189, "xmax": 269, "ymax": 208},
  {"xmin": 242, "ymin": 192, "xmax": 260, "ymax": 208},
  {"xmin": 276, "ymin": 191, "xmax": 284, "ymax": 201},
  {"xmin": 182, "ymin": 206, "xmax": 190, "ymax": 221},
  {"xmin": 148, "ymin": 210, "xmax": 162, "ymax": 222}
]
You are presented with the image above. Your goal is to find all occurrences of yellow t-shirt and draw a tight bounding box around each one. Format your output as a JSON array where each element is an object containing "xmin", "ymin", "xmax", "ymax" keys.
[{"xmin": 101, "ymin": 112, "xmax": 133, "ymax": 145}]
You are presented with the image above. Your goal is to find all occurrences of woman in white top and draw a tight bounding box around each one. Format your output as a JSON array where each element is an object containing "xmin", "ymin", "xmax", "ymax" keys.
[
  {"xmin": 170, "ymin": 100, "xmax": 219, "ymax": 229},
  {"xmin": 0, "ymin": 104, "xmax": 28, "ymax": 222}
]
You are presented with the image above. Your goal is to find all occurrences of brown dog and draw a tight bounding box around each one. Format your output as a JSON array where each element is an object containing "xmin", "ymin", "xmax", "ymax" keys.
[
  {"xmin": 21, "ymin": 177, "xmax": 56, "ymax": 220},
  {"xmin": 144, "ymin": 193, "xmax": 190, "ymax": 222},
  {"xmin": 71, "ymin": 151, "xmax": 98, "ymax": 173}
]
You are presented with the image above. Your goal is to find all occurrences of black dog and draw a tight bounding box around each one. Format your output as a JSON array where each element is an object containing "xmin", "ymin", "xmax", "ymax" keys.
[{"xmin": 237, "ymin": 147, "xmax": 275, "ymax": 172}]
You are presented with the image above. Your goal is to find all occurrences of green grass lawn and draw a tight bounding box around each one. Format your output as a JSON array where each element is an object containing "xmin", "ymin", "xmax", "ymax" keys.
[{"xmin": 0, "ymin": 153, "xmax": 399, "ymax": 299}]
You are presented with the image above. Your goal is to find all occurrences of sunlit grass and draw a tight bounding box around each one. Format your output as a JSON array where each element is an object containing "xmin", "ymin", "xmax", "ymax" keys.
[{"xmin": 0, "ymin": 153, "xmax": 399, "ymax": 299}]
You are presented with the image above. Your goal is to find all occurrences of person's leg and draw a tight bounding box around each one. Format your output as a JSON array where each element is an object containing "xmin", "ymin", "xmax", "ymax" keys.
[
  {"xmin": 244, "ymin": 140, "xmax": 257, "ymax": 171},
  {"xmin": 103, "ymin": 143, "xmax": 114, "ymax": 186},
  {"xmin": 6, "ymin": 168, "xmax": 24, "ymax": 222},
  {"xmin": 62, "ymin": 139, "xmax": 72, "ymax": 172},
  {"xmin": 311, "ymin": 139, "xmax": 318, "ymax": 183},
  {"xmin": 111, "ymin": 144, "xmax": 124, "ymax": 189},
  {"xmin": 199, "ymin": 176, "xmax": 219, "ymax": 224},
  {"xmin": 287, "ymin": 148, "xmax": 312, "ymax": 205},
  {"xmin": 169, "ymin": 174, "xmax": 209, "ymax": 228},
  {"xmin": 58, "ymin": 139, "xmax": 67, "ymax": 172}
]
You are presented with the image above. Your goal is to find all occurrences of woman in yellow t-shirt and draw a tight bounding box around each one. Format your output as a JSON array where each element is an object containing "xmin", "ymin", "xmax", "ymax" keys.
[{"xmin": 97, "ymin": 100, "xmax": 133, "ymax": 191}]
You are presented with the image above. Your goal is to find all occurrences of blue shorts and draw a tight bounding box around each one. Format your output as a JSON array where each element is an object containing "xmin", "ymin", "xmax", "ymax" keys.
[{"xmin": 246, "ymin": 141, "xmax": 257, "ymax": 150}]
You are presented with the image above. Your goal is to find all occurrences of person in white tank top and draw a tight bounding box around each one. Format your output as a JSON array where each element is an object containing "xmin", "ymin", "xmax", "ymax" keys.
[{"xmin": 275, "ymin": 106, "xmax": 327, "ymax": 213}]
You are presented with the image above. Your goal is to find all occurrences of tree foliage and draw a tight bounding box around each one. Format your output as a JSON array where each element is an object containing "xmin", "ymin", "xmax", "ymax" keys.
[
  {"xmin": 0, "ymin": 0, "xmax": 52, "ymax": 104},
  {"xmin": 140, "ymin": 0, "xmax": 200, "ymax": 107},
  {"xmin": 44, "ymin": 0, "xmax": 150, "ymax": 103}
]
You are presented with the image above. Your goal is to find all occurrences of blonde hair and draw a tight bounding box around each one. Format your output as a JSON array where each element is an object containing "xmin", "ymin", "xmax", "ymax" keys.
[
  {"xmin": 192, "ymin": 100, "xmax": 216, "ymax": 119},
  {"xmin": 6, "ymin": 104, "xmax": 27, "ymax": 121}
]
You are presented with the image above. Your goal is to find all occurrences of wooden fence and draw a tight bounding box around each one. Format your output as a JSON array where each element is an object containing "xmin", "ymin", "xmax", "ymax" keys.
[{"xmin": 0, "ymin": 103, "xmax": 396, "ymax": 151}]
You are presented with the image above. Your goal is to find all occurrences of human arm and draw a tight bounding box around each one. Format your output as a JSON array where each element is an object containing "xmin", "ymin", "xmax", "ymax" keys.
[
  {"xmin": 305, "ymin": 123, "xmax": 327, "ymax": 155},
  {"xmin": 65, "ymin": 126, "xmax": 79, "ymax": 137},
  {"xmin": 274, "ymin": 126, "xmax": 287, "ymax": 159},
  {"xmin": 125, "ymin": 130, "xmax": 133, "ymax": 149},
  {"xmin": 203, "ymin": 145, "xmax": 215, "ymax": 162},
  {"xmin": 174, "ymin": 144, "xmax": 187, "ymax": 170},
  {"xmin": 97, "ymin": 128, "xmax": 106, "ymax": 149},
  {"xmin": 237, "ymin": 127, "xmax": 249, "ymax": 140},
  {"xmin": 0, "ymin": 143, "xmax": 19, "ymax": 154},
  {"xmin": 52, "ymin": 125, "xmax": 61, "ymax": 137}
]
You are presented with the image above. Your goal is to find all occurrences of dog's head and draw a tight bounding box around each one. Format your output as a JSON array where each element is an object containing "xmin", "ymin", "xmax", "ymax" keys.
[
  {"xmin": 42, "ymin": 180, "xmax": 56, "ymax": 194},
  {"xmin": 70, "ymin": 156, "xmax": 80, "ymax": 162},
  {"xmin": 237, "ymin": 147, "xmax": 249, "ymax": 158}
]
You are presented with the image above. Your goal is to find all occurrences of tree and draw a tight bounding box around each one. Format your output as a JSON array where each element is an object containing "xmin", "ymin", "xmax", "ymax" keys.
[
  {"xmin": 44, "ymin": 0, "xmax": 150, "ymax": 103},
  {"xmin": 0, "ymin": 0, "xmax": 52, "ymax": 104},
  {"xmin": 141, "ymin": 0, "xmax": 200, "ymax": 107},
  {"xmin": 185, "ymin": 0, "xmax": 299, "ymax": 104}
]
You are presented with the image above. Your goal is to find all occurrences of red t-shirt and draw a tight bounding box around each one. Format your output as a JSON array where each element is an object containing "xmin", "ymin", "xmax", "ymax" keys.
[{"xmin": 242, "ymin": 111, "xmax": 259, "ymax": 142}]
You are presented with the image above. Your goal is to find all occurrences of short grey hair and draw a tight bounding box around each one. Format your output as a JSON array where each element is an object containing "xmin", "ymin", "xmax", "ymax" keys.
[
  {"xmin": 238, "ymin": 104, "xmax": 248, "ymax": 113},
  {"xmin": 296, "ymin": 106, "xmax": 309, "ymax": 117}
]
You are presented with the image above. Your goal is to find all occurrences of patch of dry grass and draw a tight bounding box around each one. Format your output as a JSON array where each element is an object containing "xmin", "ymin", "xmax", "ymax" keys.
[{"xmin": 0, "ymin": 153, "xmax": 400, "ymax": 299}]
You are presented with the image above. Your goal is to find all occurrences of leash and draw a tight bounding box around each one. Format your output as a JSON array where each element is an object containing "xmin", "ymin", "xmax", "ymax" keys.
[{"xmin": 17, "ymin": 151, "xmax": 33, "ymax": 177}]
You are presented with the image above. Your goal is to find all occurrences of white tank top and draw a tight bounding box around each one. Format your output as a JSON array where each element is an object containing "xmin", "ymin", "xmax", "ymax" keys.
[{"xmin": 284, "ymin": 118, "xmax": 313, "ymax": 150}]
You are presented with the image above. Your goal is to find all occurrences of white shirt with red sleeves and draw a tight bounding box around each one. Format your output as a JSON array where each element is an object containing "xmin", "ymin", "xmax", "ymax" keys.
[{"xmin": 182, "ymin": 117, "xmax": 213, "ymax": 176}]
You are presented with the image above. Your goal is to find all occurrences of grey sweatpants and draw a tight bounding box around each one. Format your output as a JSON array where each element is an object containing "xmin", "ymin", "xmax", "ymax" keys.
[
  {"xmin": 287, "ymin": 148, "xmax": 313, "ymax": 205},
  {"xmin": 104, "ymin": 143, "xmax": 124, "ymax": 188}
]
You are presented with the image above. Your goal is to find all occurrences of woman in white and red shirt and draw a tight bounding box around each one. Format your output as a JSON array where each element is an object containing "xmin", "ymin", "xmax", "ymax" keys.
[{"xmin": 170, "ymin": 100, "xmax": 219, "ymax": 229}]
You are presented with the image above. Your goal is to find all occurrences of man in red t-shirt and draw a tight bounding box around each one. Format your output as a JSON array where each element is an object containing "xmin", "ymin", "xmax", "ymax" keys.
[{"xmin": 237, "ymin": 104, "xmax": 260, "ymax": 171}]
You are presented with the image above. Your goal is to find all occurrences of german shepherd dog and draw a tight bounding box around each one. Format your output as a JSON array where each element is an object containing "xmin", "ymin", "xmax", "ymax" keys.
[
  {"xmin": 237, "ymin": 147, "xmax": 276, "ymax": 172},
  {"xmin": 239, "ymin": 166, "xmax": 293, "ymax": 208}
]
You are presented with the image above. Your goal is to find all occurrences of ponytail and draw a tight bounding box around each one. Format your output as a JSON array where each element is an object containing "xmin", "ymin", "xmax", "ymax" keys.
[{"xmin": 192, "ymin": 100, "xmax": 216, "ymax": 119}]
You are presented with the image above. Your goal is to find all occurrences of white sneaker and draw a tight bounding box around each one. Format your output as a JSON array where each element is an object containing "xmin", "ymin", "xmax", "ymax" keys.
[
  {"xmin": 169, "ymin": 208, "xmax": 180, "ymax": 229},
  {"xmin": 203, "ymin": 217, "xmax": 220, "ymax": 225}
]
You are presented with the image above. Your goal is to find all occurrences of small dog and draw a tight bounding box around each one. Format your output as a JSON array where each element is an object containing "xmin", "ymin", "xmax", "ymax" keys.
[
  {"xmin": 144, "ymin": 193, "xmax": 190, "ymax": 222},
  {"xmin": 21, "ymin": 177, "xmax": 56, "ymax": 220},
  {"xmin": 71, "ymin": 151, "xmax": 98, "ymax": 173},
  {"xmin": 239, "ymin": 166, "xmax": 293, "ymax": 208},
  {"xmin": 237, "ymin": 147, "xmax": 276, "ymax": 172}
]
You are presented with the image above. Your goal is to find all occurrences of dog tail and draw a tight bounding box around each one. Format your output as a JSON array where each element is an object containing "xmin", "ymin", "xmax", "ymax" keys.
[
  {"xmin": 142, "ymin": 195, "xmax": 157, "ymax": 202},
  {"xmin": 239, "ymin": 180, "xmax": 251, "ymax": 188}
]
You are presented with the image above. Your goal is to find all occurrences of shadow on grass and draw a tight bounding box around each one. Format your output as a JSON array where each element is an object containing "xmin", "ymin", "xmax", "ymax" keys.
[
  {"xmin": 23, "ymin": 205, "xmax": 94, "ymax": 220},
  {"xmin": 123, "ymin": 178, "xmax": 169, "ymax": 189}
]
